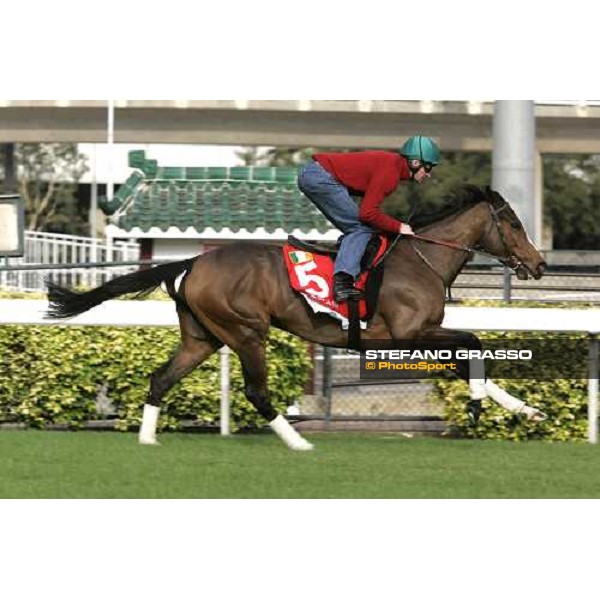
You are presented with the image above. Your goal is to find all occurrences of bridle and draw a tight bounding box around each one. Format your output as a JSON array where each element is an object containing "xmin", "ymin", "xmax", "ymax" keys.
[
  {"xmin": 410, "ymin": 201, "xmax": 528, "ymax": 272},
  {"xmin": 372, "ymin": 201, "xmax": 532, "ymax": 291}
]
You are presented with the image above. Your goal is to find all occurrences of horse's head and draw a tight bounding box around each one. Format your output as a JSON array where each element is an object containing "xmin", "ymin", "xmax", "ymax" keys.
[{"xmin": 479, "ymin": 186, "xmax": 547, "ymax": 280}]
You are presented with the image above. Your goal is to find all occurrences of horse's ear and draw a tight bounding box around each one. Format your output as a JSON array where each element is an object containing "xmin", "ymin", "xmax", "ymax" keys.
[
  {"xmin": 472, "ymin": 184, "xmax": 487, "ymax": 202},
  {"xmin": 487, "ymin": 187, "xmax": 508, "ymax": 208},
  {"xmin": 485, "ymin": 185, "xmax": 502, "ymax": 201},
  {"xmin": 464, "ymin": 183, "xmax": 483, "ymax": 199}
]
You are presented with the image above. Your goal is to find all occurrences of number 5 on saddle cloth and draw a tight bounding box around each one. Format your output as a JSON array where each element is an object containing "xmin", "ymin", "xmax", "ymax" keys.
[{"xmin": 283, "ymin": 234, "xmax": 388, "ymax": 350}]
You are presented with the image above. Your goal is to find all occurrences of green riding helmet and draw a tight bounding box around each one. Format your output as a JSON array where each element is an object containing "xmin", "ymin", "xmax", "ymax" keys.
[{"xmin": 400, "ymin": 135, "xmax": 441, "ymax": 165}]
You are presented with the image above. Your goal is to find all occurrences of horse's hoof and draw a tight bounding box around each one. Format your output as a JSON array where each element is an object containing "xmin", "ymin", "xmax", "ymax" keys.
[
  {"xmin": 466, "ymin": 400, "xmax": 482, "ymax": 424},
  {"xmin": 520, "ymin": 405, "xmax": 547, "ymax": 422},
  {"xmin": 290, "ymin": 440, "xmax": 314, "ymax": 451},
  {"xmin": 139, "ymin": 438, "xmax": 159, "ymax": 445},
  {"xmin": 528, "ymin": 409, "xmax": 548, "ymax": 423}
]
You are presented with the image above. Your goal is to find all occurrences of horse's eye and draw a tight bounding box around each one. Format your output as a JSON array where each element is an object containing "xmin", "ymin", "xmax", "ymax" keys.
[{"xmin": 510, "ymin": 222, "xmax": 521, "ymax": 230}]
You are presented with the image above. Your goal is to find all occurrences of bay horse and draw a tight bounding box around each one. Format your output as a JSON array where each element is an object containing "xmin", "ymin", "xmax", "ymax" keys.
[{"xmin": 46, "ymin": 185, "xmax": 547, "ymax": 450}]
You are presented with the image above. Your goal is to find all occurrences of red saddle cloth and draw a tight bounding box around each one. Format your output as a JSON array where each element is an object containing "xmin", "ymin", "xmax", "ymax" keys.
[{"xmin": 283, "ymin": 235, "xmax": 388, "ymax": 320}]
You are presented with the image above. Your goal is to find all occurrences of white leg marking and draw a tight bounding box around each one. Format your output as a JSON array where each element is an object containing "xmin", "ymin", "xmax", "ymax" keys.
[
  {"xmin": 469, "ymin": 379, "xmax": 487, "ymax": 400},
  {"xmin": 139, "ymin": 404, "xmax": 160, "ymax": 445},
  {"xmin": 485, "ymin": 380, "xmax": 547, "ymax": 422},
  {"xmin": 269, "ymin": 415, "xmax": 314, "ymax": 451}
]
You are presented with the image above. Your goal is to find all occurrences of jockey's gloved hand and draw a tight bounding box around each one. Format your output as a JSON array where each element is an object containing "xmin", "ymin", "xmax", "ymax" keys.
[{"xmin": 399, "ymin": 223, "xmax": 414, "ymax": 236}]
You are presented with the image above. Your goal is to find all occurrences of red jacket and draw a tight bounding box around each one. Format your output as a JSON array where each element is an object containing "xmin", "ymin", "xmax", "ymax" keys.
[{"xmin": 313, "ymin": 151, "xmax": 410, "ymax": 233}]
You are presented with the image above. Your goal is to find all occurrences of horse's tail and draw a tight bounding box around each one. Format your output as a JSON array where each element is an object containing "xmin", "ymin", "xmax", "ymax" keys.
[{"xmin": 45, "ymin": 258, "xmax": 196, "ymax": 319}]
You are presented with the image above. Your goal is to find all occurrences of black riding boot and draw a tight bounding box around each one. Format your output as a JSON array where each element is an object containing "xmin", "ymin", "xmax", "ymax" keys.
[{"xmin": 333, "ymin": 272, "xmax": 363, "ymax": 303}]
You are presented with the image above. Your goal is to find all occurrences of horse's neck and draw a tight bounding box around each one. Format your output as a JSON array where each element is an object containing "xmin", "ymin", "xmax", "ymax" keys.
[{"xmin": 413, "ymin": 202, "xmax": 490, "ymax": 286}]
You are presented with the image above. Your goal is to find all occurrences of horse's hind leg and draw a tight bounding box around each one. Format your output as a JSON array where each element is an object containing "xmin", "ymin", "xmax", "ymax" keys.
[
  {"xmin": 139, "ymin": 309, "xmax": 223, "ymax": 445},
  {"xmin": 236, "ymin": 338, "xmax": 313, "ymax": 451},
  {"xmin": 203, "ymin": 318, "xmax": 313, "ymax": 451},
  {"xmin": 139, "ymin": 339, "xmax": 220, "ymax": 444}
]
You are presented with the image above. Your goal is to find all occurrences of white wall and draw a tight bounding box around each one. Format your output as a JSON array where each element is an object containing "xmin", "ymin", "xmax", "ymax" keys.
[
  {"xmin": 78, "ymin": 143, "xmax": 252, "ymax": 185},
  {"xmin": 152, "ymin": 239, "xmax": 206, "ymax": 261}
]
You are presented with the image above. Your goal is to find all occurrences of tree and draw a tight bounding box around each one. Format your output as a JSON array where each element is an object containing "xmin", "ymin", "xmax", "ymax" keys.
[
  {"xmin": 383, "ymin": 151, "xmax": 493, "ymax": 223},
  {"xmin": 235, "ymin": 146, "xmax": 316, "ymax": 167},
  {"xmin": 235, "ymin": 147, "xmax": 264, "ymax": 166},
  {"xmin": 0, "ymin": 143, "xmax": 16, "ymax": 193},
  {"xmin": 14, "ymin": 143, "xmax": 89, "ymax": 233},
  {"xmin": 543, "ymin": 155, "xmax": 600, "ymax": 249},
  {"xmin": 259, "ymin": 147, "xmax": 315, "ymax": 166}
]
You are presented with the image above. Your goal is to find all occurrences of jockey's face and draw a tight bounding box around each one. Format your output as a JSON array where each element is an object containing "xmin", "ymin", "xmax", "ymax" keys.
[{"xmin": 410, "ymin": 159, "xmax": 434, "ymax": 184}]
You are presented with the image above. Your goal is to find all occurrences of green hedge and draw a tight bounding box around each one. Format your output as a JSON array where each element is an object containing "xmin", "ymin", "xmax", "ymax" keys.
[
  {"xmin": 432, "ymin": 331, "xmax": 589, "ymax": 441},
  {"xmin": 0, "ymin": 324, "xmax": 311, "ymax": 431},
  {"xmin": 436, "ymin": 377, "xmax": 588, "ymax": 441},
  {"xmin": 1, "ymin": 292, "xmax": 596, "ymax": 440},
  {"xmin": 429, "ymin": 299, "xmax": 594, "ymax": 442}
]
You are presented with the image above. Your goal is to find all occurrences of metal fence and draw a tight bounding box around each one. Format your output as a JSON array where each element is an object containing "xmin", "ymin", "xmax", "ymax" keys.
[
  {"xmin": 295, "ymin": 347, "xmax": 445, "ymax": 432},
  {"xmin": 297, "ymin": 264, "xmax": 600, "ymax": 427},
  {"xmin": 452, "ymin": 265, "xmax": 600, "ymax": 302},
  {"xmin": 0, "ymin": 231, "xmax": 140, "ymax": 292}
]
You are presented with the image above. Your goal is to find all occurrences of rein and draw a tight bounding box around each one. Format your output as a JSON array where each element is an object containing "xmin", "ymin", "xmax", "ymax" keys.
[
  {"xmin": 411, "ymin": 233, "xmax": 508, "ymax": 264},
  {"xmin": 410, "ymin": 202, "xmax": 525, "ymax": 270},
  {"xmin": 373, "ymin": 201, "xmax": 528, "ymax": 296}
]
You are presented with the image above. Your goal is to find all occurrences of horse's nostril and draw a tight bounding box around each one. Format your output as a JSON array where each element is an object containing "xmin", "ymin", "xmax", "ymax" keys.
[{"xmin": 538, "ymin": 262, "xmax": 548, "ymax": 275}]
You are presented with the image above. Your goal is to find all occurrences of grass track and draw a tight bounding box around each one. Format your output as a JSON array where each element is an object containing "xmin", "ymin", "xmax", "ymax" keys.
[{"xmin": 2, "ymin": 430, "xmax": 600, "ymax": 498}]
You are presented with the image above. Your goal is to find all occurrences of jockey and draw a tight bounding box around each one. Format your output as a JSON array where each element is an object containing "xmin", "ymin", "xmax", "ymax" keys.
[{"xmin": 298, "ymin": 135, "xmax": 441, "ymax": 302}]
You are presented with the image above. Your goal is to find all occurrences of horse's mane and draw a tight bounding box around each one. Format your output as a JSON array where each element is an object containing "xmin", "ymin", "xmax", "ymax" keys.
[{"xmin": 409, "ymin": 184, "xmax": 489, "ymax": 231}]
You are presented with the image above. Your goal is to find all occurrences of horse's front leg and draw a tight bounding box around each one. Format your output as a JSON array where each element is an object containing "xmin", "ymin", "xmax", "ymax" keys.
[
  {"xmin": 421, "ymin": 327, "xmax": 547, "ymax": 423},
  {"xmin": 386, "ymin": 320, "xmax": 488, "ymax": 423},
  {"xmin": 482, "ymin": 380, "xmax": 547, "ymax": 422}
]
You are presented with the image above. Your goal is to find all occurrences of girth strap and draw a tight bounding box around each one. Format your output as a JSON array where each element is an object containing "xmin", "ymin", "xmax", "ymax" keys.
[{"xmin": 347, "ymin": 298, "xmax": 362, "ymax": 351}]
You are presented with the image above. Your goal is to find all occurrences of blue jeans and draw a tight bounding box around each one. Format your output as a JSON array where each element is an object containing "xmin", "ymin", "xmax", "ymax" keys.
[{"xmin": 298, "ymin": 160, "xmax": 375, "ymax": 279}]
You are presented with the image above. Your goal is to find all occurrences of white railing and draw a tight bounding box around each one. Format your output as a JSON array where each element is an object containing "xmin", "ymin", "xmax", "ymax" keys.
[{"xmin": 0, "ymin": 231, "xmax": 140, "ymax": 292}]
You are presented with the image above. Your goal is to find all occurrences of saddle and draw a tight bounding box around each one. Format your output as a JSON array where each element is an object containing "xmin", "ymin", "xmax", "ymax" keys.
[
  {"xmin": 285, "ymin": 234, "xmax": 388, "ymax": 351},
  {"xmin": 287, "ymin": 235, "xmax": 384, "ymax": 272},
  {"xmin": 287, "ymin": 236, "xmax": 337, "ymax": 256}
]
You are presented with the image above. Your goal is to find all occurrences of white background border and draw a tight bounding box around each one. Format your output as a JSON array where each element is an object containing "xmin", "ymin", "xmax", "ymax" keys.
[{"xmin": 3, "ymin": 1, "xmax": 600, "ymax": 598}]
